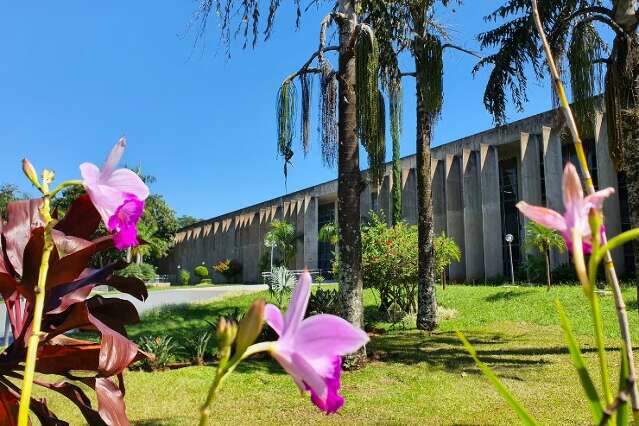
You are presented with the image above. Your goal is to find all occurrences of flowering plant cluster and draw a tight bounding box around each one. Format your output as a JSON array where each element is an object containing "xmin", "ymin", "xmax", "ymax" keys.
[
  {"xmin": 199, "ymin": 271, "xmax": 368, "ymax": 424},
  {"xmin": 2, "ymin": 139, "xmax": 150, "ymax": 425}
]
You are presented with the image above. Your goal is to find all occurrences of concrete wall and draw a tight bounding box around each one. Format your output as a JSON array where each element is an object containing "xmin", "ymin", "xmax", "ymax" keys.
[{"xmin": 161, "ymin": 104, "xmax": 629, "ymax": 283}]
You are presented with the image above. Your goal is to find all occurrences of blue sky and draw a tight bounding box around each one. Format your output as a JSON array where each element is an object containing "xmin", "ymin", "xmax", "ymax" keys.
[{"xmin": 0, "ymin": 2, "xmax": 554, "ymax": 219}]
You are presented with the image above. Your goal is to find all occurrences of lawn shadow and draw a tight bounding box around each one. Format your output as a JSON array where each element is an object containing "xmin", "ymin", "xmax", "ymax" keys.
[
  {"xmin": 133, "ymin": 416, "xmax": 192, "ymax": 425},
  {"xmin": 484, "ymin": 289, "xmax": 534, "ymax": 303}
]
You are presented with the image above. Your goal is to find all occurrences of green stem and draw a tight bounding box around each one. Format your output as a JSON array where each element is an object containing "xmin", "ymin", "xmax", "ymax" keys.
[
  {"xmin": 573, "ymin": 230, "xmax": 612, "ymax": 407},
  {"xmin": 47, "ymin": 180, "xmax": 83, "ymax": 199},
  {"xmin": 199, "ymin": 342, "xmax": 273, "ymax": 426},
  {"xmin": 17, "ymin": 189, "xmax": 54, "ymax": 425}
]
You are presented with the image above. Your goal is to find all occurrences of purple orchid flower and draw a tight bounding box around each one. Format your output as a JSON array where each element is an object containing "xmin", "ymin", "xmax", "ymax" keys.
[
  {"xmin": 80, "ymin": 138, "xmax": 149, "ymax": 249},
  {"xmin": 516, "ymin": 162, "xmax": 614, "ymax": 254},
  {"xmin": 264, "ymin": 271, "xmax": 369, "ymax": 414}
]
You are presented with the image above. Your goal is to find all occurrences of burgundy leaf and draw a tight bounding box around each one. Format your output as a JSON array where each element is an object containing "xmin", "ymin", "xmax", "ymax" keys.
[
  {"xmin": 51, "ymin": 230, "xmax": 93, "ymax": 258},
  {"xmin": 2, "ymin": 199, "xmax": 44, "ymax": 276},
  {"xmin": 33, "ymin": 380, "xmax": 105, "ymax": 426},
  {"xmin": 45, "ymin": 265, "xmax": 119, "ymax": 315},
  {"xmin": 94, "ymin": 377, "xmax": 129, "ymax": 426},
  {"xmin": 44, "ymin": 236, "xmax": 112, "ymax": 290},
  {"xmin": 54, "ymin": 194, "xmax": 101, "ymax": 240},
  {"xmin": 104, "ymin": 275, "xmax": 147, "ymax": 302},
  {"xmin": 0, "ymin": 385, "xmax": 19, "ymax": 425}
]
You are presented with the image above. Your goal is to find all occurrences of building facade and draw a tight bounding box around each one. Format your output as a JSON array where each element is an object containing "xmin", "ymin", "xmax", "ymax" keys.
[{"xmin": 161, "ymin": 106, "xmax": 633, "ymax": 283}]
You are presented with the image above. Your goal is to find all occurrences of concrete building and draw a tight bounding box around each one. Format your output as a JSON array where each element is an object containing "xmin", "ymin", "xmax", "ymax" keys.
[{"xmin": 160, "ymin": 106, "xmax": 634, "ymax": 283}]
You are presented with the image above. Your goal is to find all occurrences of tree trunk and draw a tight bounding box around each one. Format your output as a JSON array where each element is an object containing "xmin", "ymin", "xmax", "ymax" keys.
[
  {"xmin": 545, "ymin": 249, "xmax": 551, "ymax": 291},
  {"xmin": 336, "ymin": 0, "xmax": 366, "ymax": 363},
  {"xmin": 415, "ymin": 43, "xmax": 438, "ymax": 331},
  {"xmin": 608, "ymin": 32, "xmax": 639, "ymax": 314},
  {"xmin": 392, "ymin": 131, "xmax": 402, "ymax": 226}
]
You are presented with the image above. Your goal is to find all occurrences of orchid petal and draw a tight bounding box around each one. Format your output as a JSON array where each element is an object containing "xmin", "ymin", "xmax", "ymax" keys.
[
  {"xmin": 265, "ymin": 304, "xmax": 284, "ymax": 336},
  {"xmin": 585, "ymin": 187, "xmax": 615, "ymax": 210},
  {"xmin": 309, "ymin": 356, "xmax": 344, "ymax": 414},
  {"xmin": 101, "ymin": 137, "xmax": 126, "ymax": 178},
  {"xmin": 283, "ymin": 272, "xmax": 311, "ymax": 337},
  {"xmin": 516, "ymin": 202, "xmax": 567, "ymax": 232},
  {"xmin": 80, "ymin": 163, "xmax": 100, "ymax": 185},
  {"xmin": 104, "ymin": 169, "xmax": 150, "ymax": 201},
  {"xmin": 85, "ymin": 185, "xmax": 124, "ymax": 226},
  {"xmin": 562, "ymin": 163, "xmax": 584, "ymax": 210},
  {"xmin": 295, "ymin": 314, "xmax": 369, "ymax": 359},
  {"xmin": 289, "ymin": 352, "xmax": 328, "ymax": 401}
]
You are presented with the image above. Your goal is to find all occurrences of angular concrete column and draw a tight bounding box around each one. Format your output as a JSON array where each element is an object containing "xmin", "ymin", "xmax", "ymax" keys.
[
  {"xmin": 463, "ymin": 149, "xmax": 484, "ymax": 282},
  {"xmin": 520, "ymin": 132, "xmax": 542, "ymax": 253},
  {"xmin": 431, "ymin": 159, "xmax": 446, "ymax": 235},
  {"xmin": 542, "ymin": 126, "xmax": 569, "ymax": 268},
  {"xmin": 400, "ymin": 168, "xmax": 417, "ymax": 225},
  {"xmin": 445, "ymin": 154, "xmax": 465, "ymax": 281},
  {"xmin": 360, "ymin": 179, "xmax": 372, "ymax": 220},
  {"xmin": 480, "ymin": 144, "xmax": 504, "ymax": 280},
  {"xmin": 303, "ymin": 196, "xmax": 319, "ymax": 270},
  {"xmin": 595, "ymin": 112, "xmax": 624, "ymax": 272}
]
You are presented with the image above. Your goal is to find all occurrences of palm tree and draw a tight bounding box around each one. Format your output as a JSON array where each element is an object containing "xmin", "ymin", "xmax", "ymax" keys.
[
  {"xmin": 434, "ymin": 233, "xmax": 461, "ymax": 290},
  {"xmin": 194, "ymin": 4, "xmax": 384, "ymax": 361},
  {"xmin": 361, "ymin": 0, "xmax": 475, "ymax": 331},
  {"xmin": 525, "ymin": 221, "xmax": 566, "ymax": 290},
  {"xmin": 264, "ymin": 219, "xmax": 297, "ymax": 268},
  {"xmin": 475, "ymin": 0, "xmax": 639, "ymax": 289}
]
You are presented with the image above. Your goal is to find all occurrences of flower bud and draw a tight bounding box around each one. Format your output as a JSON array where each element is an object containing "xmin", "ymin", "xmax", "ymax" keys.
[
  {"xmin": 42, "ymin": 169, "xmax": 55, "ymax": 185},
  {"xmin": 235, "ymin": 299, "xmax": 265, "ymax": 356},
  {"xmin": 22, "ymin": 159, "xmax": 39, "ymax": 188},
  {"xmin": 216, "ymin": 317, "xmax": 237, "ymax": 351}
]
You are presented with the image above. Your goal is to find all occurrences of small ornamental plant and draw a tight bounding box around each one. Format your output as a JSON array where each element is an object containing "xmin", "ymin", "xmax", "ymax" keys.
[
  {"xmin": 1, "ymin": 138, "xmax": 151, "ymax": 425},
  {"xmin": 199, "ymin": 271, "xmax": 368, "ymax": 424}
]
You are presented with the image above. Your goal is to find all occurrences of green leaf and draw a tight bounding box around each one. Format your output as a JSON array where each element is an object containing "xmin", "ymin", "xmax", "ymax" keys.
[
  {"xmin": 616, "ymin": 343, "xmax": 630, "ymax": 426},
  {"xmin": 555, "ymin": 300, "xmax": 604, "ymax": 423},
  {"xmin": 456, "ymin": 331, "xmax": 538, "ymax": 426}
]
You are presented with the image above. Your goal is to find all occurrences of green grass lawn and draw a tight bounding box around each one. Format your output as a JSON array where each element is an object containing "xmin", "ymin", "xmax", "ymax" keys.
[{"xmin": 38, "ymin": 285, "xmax": 639, "ymax": 425}]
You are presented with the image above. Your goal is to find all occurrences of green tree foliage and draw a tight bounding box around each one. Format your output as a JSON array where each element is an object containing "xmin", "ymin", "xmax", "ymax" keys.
[
  {"xmin": 525, "ymin": 221, "xmax": 566, "ymax": 289},
  {"xmin": 319, "ymin": 222, "xmax": 339, "ymax": 246},
  {"xmin": 264, "ymin": 219, "xmax": 297, "ymax": 268},
  {"xmin": 177, "ymin": 215, "xmax": 201, "ymax": 229},
  {"xmin": 138, "ymin": 194, "xmax": 179, "ymax": 262},
  {"xmin": 361, "ymin": 212, "xmax": 418, "ymax": 314},
  {"xmin": 434, "ymin": 233, "xmax": 461, "ymax": 289},
  {"xmin": 0, "ymin": 183, "xmax": 27, "ymax": 221}
]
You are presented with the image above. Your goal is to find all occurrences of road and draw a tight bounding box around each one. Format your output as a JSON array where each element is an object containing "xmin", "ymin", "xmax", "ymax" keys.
[
  {"xmin": 0, "ymin": 284, "xmax": 268, "ymax": 345},
  {"xmin": 102, "ymin": 284, "xmax": 268, "ymax": 315}
]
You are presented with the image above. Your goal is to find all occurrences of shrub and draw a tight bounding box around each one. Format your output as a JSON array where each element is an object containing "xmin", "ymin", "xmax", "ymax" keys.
[
  {"xmin": 138, "ymin": 336, "xmax": 178, "ymax": 370},
  {"xmin": 434, "ymin": 233, "xmax": 461, "ymax": 288},
  {"xmin": 117, "ymin": 262, "xmax": 156, "ymax": 282},
  {"xmin": 361, "ymin": 212, "xmax": 418, "ymax": 313},
  {"xmin": 178, "ymin": 269, "xmax": 191, "ymax": 286},
  {"xmin": 194, "ymin": 265, "xmax": 209, "ymax": 279},
  {"xmin": 214, "ymin": 259, "xmax": 243, "ymax": 282},
  {"xmin": 199, "ymin": 278, "xmax": 213, "ymax": 285}
]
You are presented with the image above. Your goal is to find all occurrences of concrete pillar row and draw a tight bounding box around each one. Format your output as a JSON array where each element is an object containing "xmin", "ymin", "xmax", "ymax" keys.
[
  {"xmin": 594, "ymin": 112, "xmax": 625, "ymax": 272},
  {"xmin": 462, "ymin": 149, "xmax": 485, "ymax": 282},
  {"xmin": 541, "ymin": 126, "xmax": 569, "ymax": 268},
  {"xmin": 480, "ymin": 144, "xmax": 504, "ymax": 280},
  {"xmin": 431, "ymin": 159, "xmax": 446, "ymax": 236},
  {"xmin": 520, "ymin": 132, "xmax": 543, "ymax": 253},
  {"xmin": 445, "ymin": 154, "xmax": 466, "ymax": 282},
  {"xmin": 303, "ymin": 196, "xmax": 319, "ymax": 270}
]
